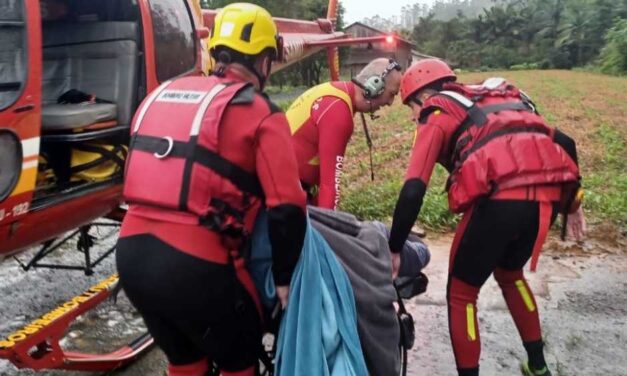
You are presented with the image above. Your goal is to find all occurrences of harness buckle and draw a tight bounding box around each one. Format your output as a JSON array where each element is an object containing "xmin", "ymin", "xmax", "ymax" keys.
[{"xmin": 154, "ymin": 136, "xmax": 174, "ymax": 159}]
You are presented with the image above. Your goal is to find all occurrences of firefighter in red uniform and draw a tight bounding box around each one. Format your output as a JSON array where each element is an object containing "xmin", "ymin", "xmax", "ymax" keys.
[
  {"xmin": 389, "ymin": 59, "xmax": 586, "ymax": 376},
  {"xmin": 116, "ymin": 4, "xmax": 306, "ymax": 376},
  {"xmin": 286, "ymin": 58, "xmax": 402, "ymax": 209}
]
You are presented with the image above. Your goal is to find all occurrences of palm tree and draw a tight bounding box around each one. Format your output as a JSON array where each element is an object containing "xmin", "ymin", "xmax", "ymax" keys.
[{"xmin": 556, "ymin": 0, "xmax": 591, "ymax": 66}]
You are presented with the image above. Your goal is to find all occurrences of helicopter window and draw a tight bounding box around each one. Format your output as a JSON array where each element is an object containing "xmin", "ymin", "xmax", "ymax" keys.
[
  {"xmin": 0, "ymin": 0, "xmax": 26, "ymax": 111},
  {"xmin": 0, "ymin": 129, "xmax": 22, "ymax": 202},
  {"xmin": 149, "ymin": 0, "xmax": 196, "ymax": 82},
  {"xmin": 40, "ymin": 0, "xmax": 140, "ymax": 23}
]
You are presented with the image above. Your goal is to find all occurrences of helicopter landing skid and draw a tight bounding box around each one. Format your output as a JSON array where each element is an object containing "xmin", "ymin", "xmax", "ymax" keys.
[
  {"xmin": 0, "ymin": 274, "xmax": 154, "ymax": 372},
  {"xmin": 13, "ymin": 222, "xmax": 120, "ymax": 276}
]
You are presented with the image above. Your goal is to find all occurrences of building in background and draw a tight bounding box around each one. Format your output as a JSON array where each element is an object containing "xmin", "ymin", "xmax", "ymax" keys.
[{"xmin": 342, "ymin": 22, "xmax": 415, "ymax": 77}]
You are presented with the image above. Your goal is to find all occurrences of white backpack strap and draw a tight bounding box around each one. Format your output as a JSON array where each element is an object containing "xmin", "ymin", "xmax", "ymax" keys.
[
  {"xmin": 439, "ymin": 90, "xmax": 474, "ymax": 108},
  {"xmin": 439, "ymin": 90, "xmax": 489, "ymax": 127}
]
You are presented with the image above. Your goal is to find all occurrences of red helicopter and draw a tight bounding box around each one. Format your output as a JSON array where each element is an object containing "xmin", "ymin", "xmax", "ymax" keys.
[{"xmin": 0, "ymin": 0, "xmax": 400, "ymax": 372}]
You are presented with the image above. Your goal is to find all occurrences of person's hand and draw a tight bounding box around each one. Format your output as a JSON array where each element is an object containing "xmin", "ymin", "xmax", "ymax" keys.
[
  {"xmin": 391, "ymin": 252, "xmax": 401, "ymax": 279},
  {"xmin": 276, "ymin": 285, "xmax": 290, "ymax": 309},
  {"xmin": 566, "ymin": 206, "xmax": 587, "ymax": 242}
]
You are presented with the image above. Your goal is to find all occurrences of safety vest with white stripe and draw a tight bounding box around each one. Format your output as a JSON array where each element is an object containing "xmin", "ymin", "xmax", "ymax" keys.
[{"xmin": 123, "ymin": 76, "xmax": 263, "ymax": 231}]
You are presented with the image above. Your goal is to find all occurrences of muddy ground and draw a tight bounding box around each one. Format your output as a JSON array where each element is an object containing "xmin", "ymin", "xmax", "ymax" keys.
[{"xmin": 0, "ymin": 225, "xmax": 625, "ymax": 376}]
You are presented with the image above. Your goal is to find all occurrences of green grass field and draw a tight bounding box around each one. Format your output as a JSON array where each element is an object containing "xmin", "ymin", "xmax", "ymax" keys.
[{"xmin": 338, "ymin": 70, "xmax": 627, "ymax": 231}]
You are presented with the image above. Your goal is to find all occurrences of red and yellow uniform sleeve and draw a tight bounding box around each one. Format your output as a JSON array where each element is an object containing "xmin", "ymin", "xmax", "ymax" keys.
[{"xmin": 316, "ymin": 99, "xmax": 355, "ymax": 210}]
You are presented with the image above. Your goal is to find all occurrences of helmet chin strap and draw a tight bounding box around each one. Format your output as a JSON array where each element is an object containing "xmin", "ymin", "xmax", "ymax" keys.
[
  {"xmin": 258, "ymin": 57, "xmax": 274, "ymax": 91},
  {"xmin": 213, "ymin": 49, "xmax": 270, "ymax": 90},
  {"xmin": 243, "ymin": 60, "xmax": 268, "ymax": 90}
]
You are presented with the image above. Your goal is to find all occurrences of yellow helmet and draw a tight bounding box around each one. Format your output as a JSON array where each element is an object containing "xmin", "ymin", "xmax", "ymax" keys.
[{"xmin": 209, "ymin": 3, "xmax": 281, "ymax": 59}]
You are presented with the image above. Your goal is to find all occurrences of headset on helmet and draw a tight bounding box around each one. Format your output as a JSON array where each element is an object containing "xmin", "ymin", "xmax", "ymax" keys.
[
  {"xmin": 353, "ymin": 59, "xmax": 402, "ymax": 99},
  {"xmin": 351, "ymin": 59, "xmax": 401, "ymax": 182}
]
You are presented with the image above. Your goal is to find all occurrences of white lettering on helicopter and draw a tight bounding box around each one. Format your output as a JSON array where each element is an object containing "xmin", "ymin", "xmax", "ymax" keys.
[
  {"xmin": 0, "ymin": 202, "xmax": 28, "ymax": 223},
  {"xmin": 156, "ymin": 90, "xmax": 207, "ymax": 104},
  {"xmin": 12, "ymin": 202, "xmax": 29, "ymax": 217},
  {"xmin": 0, "ymin": 274, "xmax": 119, "ymax": 349}
]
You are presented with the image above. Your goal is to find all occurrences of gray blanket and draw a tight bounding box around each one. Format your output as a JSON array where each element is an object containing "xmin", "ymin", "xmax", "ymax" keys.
[{"xmin": 309, "ymin": 206, "xmax": 400, "ymax": 376}]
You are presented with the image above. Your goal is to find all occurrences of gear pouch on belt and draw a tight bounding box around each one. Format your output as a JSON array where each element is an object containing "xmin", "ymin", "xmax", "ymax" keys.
[
  {"xmin": 395, "ymin": 282, "xmax": 416, "ymax": 350},
  {"xmin": 398, "ymin": 311, "xmax": 415, "ymax": 350}
]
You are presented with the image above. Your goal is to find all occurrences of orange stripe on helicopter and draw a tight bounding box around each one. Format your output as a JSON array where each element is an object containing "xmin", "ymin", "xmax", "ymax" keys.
[
  {"xmin": 7, "ymin": 137, "xmax": 41, "ymax": 197},
  {"xmin": 11, "ymin": 168, "xmax": 37, "ymax": 197}
]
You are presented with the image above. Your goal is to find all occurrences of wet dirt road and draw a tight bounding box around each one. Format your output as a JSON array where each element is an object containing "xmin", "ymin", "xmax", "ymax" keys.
[{"xmin": 1, "ymin": 227, "xmax": 625, "ymax": 376}]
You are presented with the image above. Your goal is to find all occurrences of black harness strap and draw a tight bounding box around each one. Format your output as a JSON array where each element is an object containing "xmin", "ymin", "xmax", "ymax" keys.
[
  {"xmin": 445, "ymin": 126, "xmax": 551, "ymax": 192},
  {"xmin": 481, "ymin": 101, "xmax": 534, "ymax": 115},
  {"xmin": 447, "ymin": 117, "xmax": 473, "ymax": 170},
  {"xmin": 467, "ymin": 105, "xmax": 489, "ymax": 126},
  {"xmin": 131, "ymin": 135, "xmax": 263, "ymax": 198},
  {"xmin": 194, "ymin": 145, "xmax": 263, "ymax": 197},
  {"xmin": 132, "ymin": 135, "xmax": 189, "ymax": 158},
  {"xmin": 445, "ymin": 98, "xmax": 536, "ymax": 169},
  {"xmin": 178, "ymin": 134, "xmax": 196, "ymax": 212}
]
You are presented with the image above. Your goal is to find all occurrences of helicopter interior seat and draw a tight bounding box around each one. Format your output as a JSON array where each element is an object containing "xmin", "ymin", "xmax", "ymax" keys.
[
  {"xmin": 37, "ymin": 21, "xmax": 139, "ymax": 188},
  {"xmin": 41, "ymin": 21, "xmax": 139, "ymax": 133}
]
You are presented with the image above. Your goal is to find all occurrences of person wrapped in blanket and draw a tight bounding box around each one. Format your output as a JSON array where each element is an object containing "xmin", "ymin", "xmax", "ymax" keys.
[{"xmin": 249, "ymin": 206, "xmax": 430, "ymax": 376}]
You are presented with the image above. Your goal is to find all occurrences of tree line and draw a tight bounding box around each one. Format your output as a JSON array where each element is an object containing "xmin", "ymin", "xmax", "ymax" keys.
[
  {"xmin": 410, "ymin": 0, "xmax": 627, "ymax": 74},
  {"xmin": 361, "ymin": 0, "xmax": 499, "ymax": 31},
  {"xmin": 200, "ymin": 0, "xmax": 627, "ymax": 81}
]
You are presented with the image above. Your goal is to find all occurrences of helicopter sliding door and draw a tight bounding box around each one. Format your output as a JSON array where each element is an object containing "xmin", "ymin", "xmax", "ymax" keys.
[{"xmin": 0, "ymin": 0, "xmax": 42, "ymax": 226}]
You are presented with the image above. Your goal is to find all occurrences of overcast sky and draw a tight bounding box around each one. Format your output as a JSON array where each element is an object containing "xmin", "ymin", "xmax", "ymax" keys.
[{"xmin": 341, "ymin": 0, "xmax": 436, "ymax": 24}]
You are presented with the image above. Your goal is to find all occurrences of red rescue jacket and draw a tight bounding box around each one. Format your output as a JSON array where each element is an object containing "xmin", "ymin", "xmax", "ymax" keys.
[
  {"xmin": 419, "ymin": 78, "xmax": 580, "ymax": 213},
  {"xmin": 124, "ymin": 75, "xmax": 264, "ymax": 237}
]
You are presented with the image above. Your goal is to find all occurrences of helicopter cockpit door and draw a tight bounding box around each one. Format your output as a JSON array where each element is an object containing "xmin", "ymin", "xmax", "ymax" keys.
[{"xmin": 0, "ymin": 0, "xmax": 42, "ymax": 226}]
